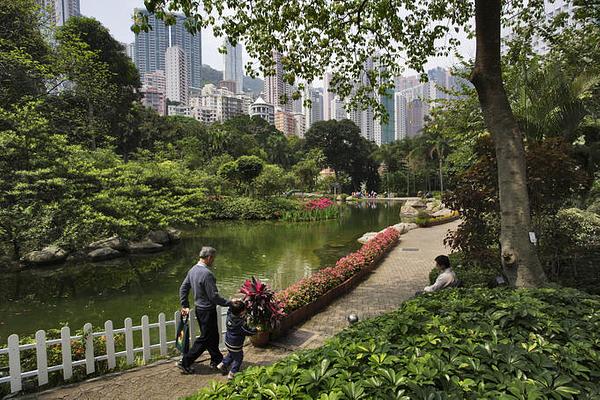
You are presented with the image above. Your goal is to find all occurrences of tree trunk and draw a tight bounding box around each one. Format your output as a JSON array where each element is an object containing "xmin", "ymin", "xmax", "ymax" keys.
[
  {"xmin": 438, "ymin": 158, "xmax": 444, "ymax": 192},
  {"xmin": 470, "ymin": 0, "xmax": 547, "ymax": 287}
]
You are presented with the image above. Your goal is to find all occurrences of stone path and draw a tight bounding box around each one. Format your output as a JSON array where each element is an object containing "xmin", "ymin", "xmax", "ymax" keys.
[{"xmin": 25, "ymin": 221, "xmax": 458, "ymax": 400}]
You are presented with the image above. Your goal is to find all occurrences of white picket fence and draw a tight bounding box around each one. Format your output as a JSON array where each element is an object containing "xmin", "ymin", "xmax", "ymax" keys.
[{"xmin": 0, "ymin": 307, "xmax": 228, "ymax": 395}]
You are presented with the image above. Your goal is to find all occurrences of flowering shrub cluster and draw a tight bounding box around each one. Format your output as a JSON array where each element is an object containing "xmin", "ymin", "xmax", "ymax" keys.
[
  {"xmin": 305, "ymin": 197, "xmax": 334, "ymax": 210},
  {"xmin": 275, "ymin": 228, "xmax": 400, "ymax": 313},
  {"xmin": 281, "ymin": 197, "xmax": 339, "ymax": 222}
]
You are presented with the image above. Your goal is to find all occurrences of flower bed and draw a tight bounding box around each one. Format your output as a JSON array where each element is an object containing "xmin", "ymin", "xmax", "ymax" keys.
[
  {"xmin": 280, "ymin": 197, "xmax": 339, "ymax": 222},
  {"xmin": 272, "ymin": 228, "xmax": 400, "ymax": 335}
]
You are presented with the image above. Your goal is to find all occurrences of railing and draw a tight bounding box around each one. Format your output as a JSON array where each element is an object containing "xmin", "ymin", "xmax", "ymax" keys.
[{"xmin": 0, "ymin": 307, "xmax": 228, "ymax": 395}]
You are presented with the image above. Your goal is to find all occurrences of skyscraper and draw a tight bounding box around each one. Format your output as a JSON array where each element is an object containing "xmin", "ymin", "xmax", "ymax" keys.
[
  {"xmin": 170, "ymin": 15, "xmax": 202, "ymax": 90},
  {"xmin": 303, "ymin": 86, "xmax": 323, "ymax": 130},
  {"xmin": 134, "ymin": 8, "xmax": 170, "ymax": 75},
  {"xmin": 380, "ymin": 89, "xmax": 395, "ymax": 145},
  {"xmin": 134, "ymin": 9, "xmax": 202, "ymax": 90},
  {"xmin": 223, "ymin": 39, "xmax": 243, "ymax": 93},
  {"xmin": 265, "ymin": 51, "xmax": 293, "ymax": 111},
  {"xmin": 323, "ymin": 72, "xmax": 333, "ymax": 121},
  {"xmin": 38, "ymin": 0, "xmax": 80, "ymax": 26},
  {"xmin": 166, "ymin": 46, "xmax": 188, "ymax": 105}
]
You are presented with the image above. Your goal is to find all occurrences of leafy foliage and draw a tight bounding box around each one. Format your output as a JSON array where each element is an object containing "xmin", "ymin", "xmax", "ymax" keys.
[
  {"xmin": 192, "ymin": 288, "xmax": 600, "ymax": 399},
  {"xmin": 304, "ymin": 120, "xmax": 380, "ymax": 192}
]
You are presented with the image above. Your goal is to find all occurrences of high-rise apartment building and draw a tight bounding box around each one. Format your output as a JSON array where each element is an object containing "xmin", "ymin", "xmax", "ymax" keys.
[
  {"xmin": 141, "ymin": 87, "xmax": 166, "ymax": 116},
  {"xmin": 380, "ymin": 89, "xmax": 395, "ymax": 145},
  {"xmin": 323, "ymin": 72, "xmax": 333, "ymax": 121},
  {"xmin": 134, "ymin": 9, "xmax": 202, "ymax": 91},
  {"xmin": 223, "ymin": 39, "xmax": 244, "ymax": 93},
  {"xmin": 141, "ymin": 70, "xmax": 167, "ymax": 115},
  {"xmin": 142, "ymin": 70, "xmax": 166, "ymax": 93},
  {"xmin": 303, "ymin": 86, "xmax": 323, "ymax": 130},
  {"xmin": 275, "ymin": 110, "xmax": 296, "ymax": 136},
  {"xmin": 39, "ymin": 0, "xmax": 80, "ymax": 26},
  {"xmin": 265, "ymin": 51, "xmax": 293, "ymax": 112},
  {"xmin": 165, "ymin": 46, "xmax": 188, "ymax": 105},
  {"xmin": 189, "ymin": 84, "xmax": 245, "ymax": 123},
  {"xmin": 134, "ymin": 9, "xmax": 170, "ymax": 75},
  {"xmin": 501, "ymin": 0, "xmax": 574, "ymax": 54},
  {"xmin": 170, "ymin": 14, "xmax": 202, "ymax": 90}
]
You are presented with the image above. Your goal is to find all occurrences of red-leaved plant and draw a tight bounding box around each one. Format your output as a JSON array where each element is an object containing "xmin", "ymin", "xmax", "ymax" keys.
[{"xmin": 240, "ymin": 277, "xmax": 285, "ymax": 330}]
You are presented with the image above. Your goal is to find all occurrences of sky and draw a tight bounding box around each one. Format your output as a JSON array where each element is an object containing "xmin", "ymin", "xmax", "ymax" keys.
[{"xmin": 80, "ymin": 0, "xmax": 476, "ymax": 82}]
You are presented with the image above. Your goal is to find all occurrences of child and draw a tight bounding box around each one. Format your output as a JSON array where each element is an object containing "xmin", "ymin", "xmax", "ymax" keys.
[{"xmin": 217, "ymin": 300, "xmax": 256, "ymax": 379}]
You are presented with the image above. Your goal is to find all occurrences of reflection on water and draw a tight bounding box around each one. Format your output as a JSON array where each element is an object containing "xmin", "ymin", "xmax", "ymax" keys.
[{"xmin": 0, "ymin": 201, "xmax": 401, "ymax": 341}]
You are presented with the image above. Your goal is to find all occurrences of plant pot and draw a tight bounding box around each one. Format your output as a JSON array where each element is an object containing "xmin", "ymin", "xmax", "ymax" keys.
[{"xmin": 250, "ymin": 330, "xmax": 270, "ymax": 347}]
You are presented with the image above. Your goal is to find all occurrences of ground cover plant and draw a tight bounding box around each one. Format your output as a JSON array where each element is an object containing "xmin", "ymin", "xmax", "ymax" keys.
[{"xmin": 192, "ymin": 288, "xmax": 600, "ymax": 399}]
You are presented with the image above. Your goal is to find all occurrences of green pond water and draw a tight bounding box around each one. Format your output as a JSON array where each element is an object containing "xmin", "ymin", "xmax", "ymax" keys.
[{"xmin": 0, "ymin": 201, "xmax": 402, "ymax": 342}]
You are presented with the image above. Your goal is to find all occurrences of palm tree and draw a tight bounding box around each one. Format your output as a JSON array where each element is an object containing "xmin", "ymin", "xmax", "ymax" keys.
[{"xmin": 514, "ymin": 61, "xmax": 600, "ymax": 142}]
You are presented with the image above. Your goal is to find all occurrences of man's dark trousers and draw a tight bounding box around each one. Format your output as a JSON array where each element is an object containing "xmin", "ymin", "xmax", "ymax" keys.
[{"xmin": 181, "ymin": 308, "xmax": 223, "ymax": 367}]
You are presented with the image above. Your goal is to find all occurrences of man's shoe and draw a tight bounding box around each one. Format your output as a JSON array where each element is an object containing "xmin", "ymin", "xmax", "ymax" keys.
[
  {"xmin": 227, "ymin": 371, "xmax": 235, "ymax": 380},
  {"xmin": 216, "ymin": 362, "xmax": 228, "ymax": 375},
  {"xmin": 176, "ymin": 360, "xmax": 193, "ymax": 374}
]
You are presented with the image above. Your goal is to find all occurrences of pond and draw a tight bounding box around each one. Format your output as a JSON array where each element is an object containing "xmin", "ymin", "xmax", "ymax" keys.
[{"xmin": 0, "ymin": 201, "xmax": 402, "ymax": 342}]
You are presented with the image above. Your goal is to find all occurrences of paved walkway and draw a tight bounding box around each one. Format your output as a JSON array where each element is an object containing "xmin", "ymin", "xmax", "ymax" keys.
[{"xmin": 26, "ymin": 221, "xmax": 458, "ymax": 400}]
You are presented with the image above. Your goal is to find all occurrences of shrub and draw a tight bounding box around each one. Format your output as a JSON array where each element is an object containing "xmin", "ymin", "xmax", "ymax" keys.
[
  {"xmin": 209, "ymin": 196, "xmax": 297, "ymax": 220},
  {"xmin": 539, "ymin": 208, "xmax": 600, "ymax": 294},
  {"xmin": 275, "ymin": 228, "xmax": 399, "ymax": 313},
  {"xmin": 192, "ymin": 288, "xmax": 600, "ymax": 399}
]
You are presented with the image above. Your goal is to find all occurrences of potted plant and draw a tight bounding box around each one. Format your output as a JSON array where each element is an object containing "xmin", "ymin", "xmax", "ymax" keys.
[{"xmin": 240, "ymin": 277, "xmax": 285, "ymax": 347}]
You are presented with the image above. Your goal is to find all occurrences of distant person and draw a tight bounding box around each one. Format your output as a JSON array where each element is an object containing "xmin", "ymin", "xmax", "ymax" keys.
[
  {"xmin": 419, "ymin": 255, "xmax": 457, "ymax": 294},
  {"xmin": 177, "ymin": 246, "xmax": 231, "ymax": 374},
  {"xmin": 217, "ymin": 300, "xmax": 256, "ymax": 379}
]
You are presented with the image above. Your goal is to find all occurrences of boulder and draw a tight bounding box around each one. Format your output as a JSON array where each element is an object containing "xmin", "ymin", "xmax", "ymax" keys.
[
  {"xmin": 400, "ymin": 205, "xmax": 419, "ymax": 216},
  {"xmin": 88, "ymin": 236, "xmax": 129, "ymax": 252},
  {"xmin": 404, "ymin": 223, "xmax": 418, "ymax": 231},
  {"xmin": 88, "ymin": 247, "xmax": 123, "ymax": 261},
  {"xmin": 22, "ymin": 245, "xmax": 68, "ymax": 265},
  {"xmin": 391, "ymin": 223, "xmax": 413, "ymax": 234},
  {"xmin": 66, "ymin": 251, "xmax": 87, "ymax": 263},
  {"xmin": 358, "ymin": 232, "xmax": 378, "ymax": 244},
  {"xmin": 129, "ymin": 240, "xmax": 163, "ymax": 254},
  {"xmin": 432, "ymin": 208, "xmax": 454, "ymax": 218},
  {"xmin": 167, "ymin": 227, "xmax": 182, "ymax": 242},
  {"xmin": 146, "ymin": 230, "xmax": 171, "ymax": 245}
]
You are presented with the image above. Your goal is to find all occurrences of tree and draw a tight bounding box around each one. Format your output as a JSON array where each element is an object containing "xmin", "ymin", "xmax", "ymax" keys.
[
  {"xmin": 304, "ymin": 120, "xmax": 379, "ymax": 191},
  {"xmin": 0, "ymin": 0, "xmax": 51, "ymax": 109},
  {"xmin": 55, "ymin": 17, "xmax": 141, "ymax": 155},
  {"xmin": 137, "ymin": 0, "xmax": 556, "ymax": 286}
]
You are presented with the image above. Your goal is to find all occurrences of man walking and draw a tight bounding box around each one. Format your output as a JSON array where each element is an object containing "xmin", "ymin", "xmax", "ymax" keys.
[{"xmin": 177, "ymin": 246, "xmax": 230, "ymax": 374}]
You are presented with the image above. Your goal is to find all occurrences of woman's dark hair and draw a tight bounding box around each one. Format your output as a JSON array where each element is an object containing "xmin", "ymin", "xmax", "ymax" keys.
[
  {"xmin": 230, "ymin": 300, "xmax": 246, "ymax": 316},
  {"xmin": 434, "ymin": 255, "xmax": 451, "ymax": 270}
]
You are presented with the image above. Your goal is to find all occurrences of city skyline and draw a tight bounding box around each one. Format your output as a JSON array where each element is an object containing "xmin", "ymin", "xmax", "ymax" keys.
[{"xmin": 80, "ymin": 0, "xmax": 475, "ymax": 78}]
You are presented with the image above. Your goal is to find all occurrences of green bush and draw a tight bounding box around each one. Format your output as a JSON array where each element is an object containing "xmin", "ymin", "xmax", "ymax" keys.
[
  {"xmin": 192, "ymin": 288, "xmax": 600, "ymax": 399},
  {"xmin": 539, "ymin": 208, "xmax": 600, "ymax": 294},
  {"xmin": 415, "ymin": 210, "xmax": 432, "ymax": 226},
  {"xmin": 209, "ymin": 197, "xmax": 298, "ymax": 220},
  {"xmin": 429, "ymin": 251, "xmax": 502, "ymax": 288}
]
